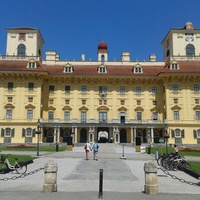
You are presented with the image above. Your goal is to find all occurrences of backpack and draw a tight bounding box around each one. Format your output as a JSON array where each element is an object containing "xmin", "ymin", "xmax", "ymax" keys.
[{"xmin": 93, "ymin": 143, "xmax": 99, "ymax": 152}]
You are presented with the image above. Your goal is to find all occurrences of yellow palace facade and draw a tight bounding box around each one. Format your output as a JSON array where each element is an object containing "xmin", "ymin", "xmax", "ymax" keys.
[{"xmin": 0, "ymin": 22, "xmax": 200, "ymax": 145}]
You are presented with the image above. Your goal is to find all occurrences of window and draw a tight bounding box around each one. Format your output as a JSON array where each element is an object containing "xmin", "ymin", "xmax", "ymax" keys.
[
  {"xmin": 49, "ymin": 99, "xmax": 54, "ymax": 105},
  {"xmin": 26, "ymin": 128, "xmax": 32, "ymax": 137},
  {"xmin": 98, "ymin": 66, "xmax": 107, "ymax": 73},
  {"xmin": 196, "ymin": 111, "xmax": 200, "ymax": 120},
  {"xmin": 137, "ymin": 112, "xmax": 142, "ymax": 120},
  {"xmin": 152, "ymin": 112, "xmax": 158, "ymax": 120},
  {"xmin": 170, "ymin": 63, "xmax": 179, "ymax": 70},
  {"xmin": 99, "ymin": 100, "xmax": 102, "ymax": 105},
  {"xmin": 28, "ymin": 97, "xmax": 33, "ymax": 102},
  {"xmin": 65, "ymin": 99, "xmax": 70, "ymax": 104},
  {"xmin": 151, "ymin": 87, "xmax": 157, "ymax": 94},
  {"xmin": 28, "ymin": 83, "xmax": 34, "ymax": 91},
  {"xmin": 27, "ymin": 110, "xmax": 33, "ymax": 119},
  {"xmin": 136, "ymin": 86, "xmax": 141, "ymax": 94},
  {"xmin": 152, "ymin": 101, "xmax": 157, "ymax": 106},
  {"xmin": 81, "ymin": 111, "xmax": 87, "ymax": 123},
  {"xmin": 194, "ymin": 84, "xmax": 199, "ymax": 93},
  {"xmin": 134, "ymin": 67, "xmax": 142, "ymax": 73},
  {"xmin": 64, "ymin": 111, "xmax": 70, "ymax": 120},
  {"xmin": 99, "ymin": 112, "xmax": 107, "ymax": 122},
  {"xmin": 120, "ymin": 86, "xmax": 125, "ymax": 94},
  {"xmin": 8, "ymin": 82, "xmax": 13, "ymax": 91},
  {"xmin": 7, "ymin": 97, "xmax": 13, "ymax": 102},
  {"xmin": 174, "ymin": 98, "xmax": 178, "ymax": 104},
  {"xmin": 197, "ymin": 129, "xmax": 200, "ymax": 138},
  {"xmin": 120, "ymin": 100, "xmax": 125, "ymax": 105},
  {"xmin": 65, "ymin": 86, "xmax": 70, "ymax": 93},
  {"xmin": 101, "ymin": 55, "xmax": 105, "ymax": 63},
  {"xmin": 5, "ymin": 128, "xmax": 11, "ymax": 137},
  {"xmin": 172, "ymin": 84, "xmax": 178, "ymax": 93},
  {"xmin": 174, "ymin": 111, "xmax": 179, "ymax": 120},
  {"xmin": 48, "ymin": 111, "xmax": 54, "ymax": 120},
  {"xmin": 186, "ymin": 44, "xmax": 195, "ymax": 56},
  {"xmin": 49, "ymin": 85, "xmax": 54, "ymax": 93},
  {"xmin": 82, "ymin": 99, "xmax": 86, "ymax": 105},
  {"xmin": 175, "ymin": 129, "xmax": 181, "ymax": 138},
  {"xmin": 28, "ymin": 62, "xmax": 35, "ymax": 68},
  {"xmin": 17, "ymin": 44, "xmax": 26, "ymax": 56},
  {"xmin": 6, "ymin": 109, "xmax": 12, "ymax": 119},
  {"xmin": 137, "ymin": 100, "xmax": 141, "ymax": 105},
  {"xmin": 99, "ymin": 86, "xmax": 107, "ymax": 94},
  {"xmin": 64, "ymin": 66, "xmax": 73, "ymax": 73},
  {"xmin": 195, "ymin": 99, "xmax": 199, "ymax": 104},
  {"xmin": 81, "ymin": 86, "xmax": 87, "ymax": 93}
]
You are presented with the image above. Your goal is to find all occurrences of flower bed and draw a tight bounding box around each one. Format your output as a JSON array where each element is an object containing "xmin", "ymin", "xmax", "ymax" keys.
[
  {"xmin": 7, "ymin": 144, "xmax": 35, "ymax": 148},
  {"xmin": 179, "ymin": 148, "xmax": 200, "ymax": 152}
]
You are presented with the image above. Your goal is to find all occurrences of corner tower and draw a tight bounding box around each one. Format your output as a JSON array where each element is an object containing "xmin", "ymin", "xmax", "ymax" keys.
[
  {"xmin": 97, "ymin": 40, "xmax": 108, "ymax": 62},
  {"xmin": 162, "ymin": 22, "xmax": 200, "ymax": 62},
  {"xmin": 6, "ymin": 27, "xmax": 44, "ymax": 58}
]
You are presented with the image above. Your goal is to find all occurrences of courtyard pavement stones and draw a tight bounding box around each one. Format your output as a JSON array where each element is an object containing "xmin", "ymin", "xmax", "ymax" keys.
[{"xmin": 0, "ymin": 143, "xmax": 199, "ymax": 200}]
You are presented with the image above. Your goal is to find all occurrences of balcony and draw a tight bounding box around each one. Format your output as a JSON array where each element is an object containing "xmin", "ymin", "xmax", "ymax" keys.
[{"xmin": 99, "ymin": 93, "xmax": 107, "ymax": 98}]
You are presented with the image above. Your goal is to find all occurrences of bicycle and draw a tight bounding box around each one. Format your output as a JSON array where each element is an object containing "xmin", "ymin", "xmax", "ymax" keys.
[{"xmin": 0, "ymin": 155, "xmax": 27, "ymax": 174}]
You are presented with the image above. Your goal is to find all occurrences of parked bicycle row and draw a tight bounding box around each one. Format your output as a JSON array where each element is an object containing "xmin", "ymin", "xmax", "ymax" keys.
[{"xmin": 157, "ymin": 152, "xmax": 191, "ymax": 171}]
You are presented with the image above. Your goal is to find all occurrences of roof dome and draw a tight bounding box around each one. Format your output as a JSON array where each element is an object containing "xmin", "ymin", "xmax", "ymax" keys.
[{"xmin": 98, "ymin": 40, "xmax": 108, "ymax": 50}]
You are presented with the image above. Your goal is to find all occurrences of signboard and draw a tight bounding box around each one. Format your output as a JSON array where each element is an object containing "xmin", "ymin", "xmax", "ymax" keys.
[{"xmin": 159, "ymin": 139, "xmax": 165, "ymax": 143}]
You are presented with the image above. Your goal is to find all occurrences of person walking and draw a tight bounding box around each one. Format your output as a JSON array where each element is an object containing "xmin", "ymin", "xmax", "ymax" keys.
[
  {"xmin": 84, "ymin": 141, "xmax": 91, "ymax": 160},
  {"xmin": 92, "ymin": 142, "xmax": 99, "ymax": 161}
]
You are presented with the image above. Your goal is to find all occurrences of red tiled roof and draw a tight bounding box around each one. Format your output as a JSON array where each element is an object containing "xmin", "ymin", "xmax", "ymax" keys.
[{"xmin": 0, "ymin": 60, "xmax": 200, "ymax": 78}]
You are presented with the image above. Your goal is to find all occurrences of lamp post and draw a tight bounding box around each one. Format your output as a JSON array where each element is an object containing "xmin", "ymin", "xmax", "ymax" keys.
[
  {"xmin": 55, "ymin": 125, "xmax": 59, "ymax": 152},
  {"xmin": 164, "ymin": 124, "xmax": 169, "ymax": 154},
  {"xmin": 35, "ymin": 119, "xmax": 41, "ymax": 156}
]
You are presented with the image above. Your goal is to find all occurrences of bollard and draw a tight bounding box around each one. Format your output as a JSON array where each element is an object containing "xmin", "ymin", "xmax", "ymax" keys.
[
  {"xmin": 43, "ymin": 160, "xmax": 58, "ymax": 192},
  {"xmin": 155, "ymin": 150, "xmax": 159, "ymax": 160},
  {"xmin": 144, "ymin": 161, "xmax": 158, "ymax": 195},
  {"xmin": 98, "ymin": 169, "xmax": 103, "ymax": 198}
]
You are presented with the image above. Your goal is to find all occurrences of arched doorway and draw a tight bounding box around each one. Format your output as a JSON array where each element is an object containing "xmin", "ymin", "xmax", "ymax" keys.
[
  {"xmin": 97, "ymin": 127, "xmax": 109, "ymax": 143},
  {"xmin": 120, "ymin": 129, "xmax": 127, "ymax": 143},
  {"xmin": 80, "ymin": 128, "xmax": 87, "ymax": 143},
  {"xmin": 62, "ymin": 128, "xmax": 71, "ymax": 143},
  {"xmin": 46, "ymin": 128, "xmax": 54, "ymax": 143}
]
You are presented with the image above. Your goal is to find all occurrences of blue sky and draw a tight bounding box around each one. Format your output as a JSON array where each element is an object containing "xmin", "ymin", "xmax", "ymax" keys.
[{"xmin": 1, "ymin": 0, "xmax": 200, "ymax": 61}]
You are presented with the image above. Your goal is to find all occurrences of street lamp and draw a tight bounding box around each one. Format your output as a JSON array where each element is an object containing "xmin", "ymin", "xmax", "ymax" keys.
[
  {"xmin": 55, "ymin": 125, "xmax": 59, "ymax": 152},
  {"xmin": 164, "ymin": 124, "xmax": 169, "ymax": 154},
  {"xmin": 35, "ymin": 119, "xmax": 41, "ymax": 156}
]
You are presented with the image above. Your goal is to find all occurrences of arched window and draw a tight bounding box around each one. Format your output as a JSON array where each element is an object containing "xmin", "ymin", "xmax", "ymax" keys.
[
  {"xmin": 101, "ymin": 55, "xmax": 105, "ymax": 63},
  {"xmin": 186, "ymin": 44, "xmax": 195, "ymax": 56},
  {"xmin": 17, "ymin": 44, "xmax": 26, "ymax": 56}
]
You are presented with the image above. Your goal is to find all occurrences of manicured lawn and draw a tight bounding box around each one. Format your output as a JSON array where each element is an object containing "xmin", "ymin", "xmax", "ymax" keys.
[
  {"xmin": 0, "ymin": 145, "xmax": 67, "ymax": 152},
  {"xmin": 188, "ymin": 161, "xmax": 200, "ymax": 174},
  {"xmin": 0, "ymin": 154, "xmax": 33, "ymax": 170}
]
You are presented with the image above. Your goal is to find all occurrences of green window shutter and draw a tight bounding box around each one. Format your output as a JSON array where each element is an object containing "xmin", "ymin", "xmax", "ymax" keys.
[
  {"xmin": 1, "ymin": 128, "xmax": 4, "ymax": 137},
  {"xmin": 171, "ymin": 129, "xmax": 175, "ymax": 138},
  {"xmin": 11, "ymin": 128, "xmax": 15, "ymax": 137},
  {"xmin": 193, "ymin": 130, "xmax": 197, "ymax": 139},
  {"xmin": 22, "ymin": 128, "xmax": 26, "ymax": 137},
  {"xmin": 32, "ymin": 128, "xmax": 36, "ymax": 137},
  {"xmin": 181, "ymin": 130, "xmax": 185, "ymax": 138}
]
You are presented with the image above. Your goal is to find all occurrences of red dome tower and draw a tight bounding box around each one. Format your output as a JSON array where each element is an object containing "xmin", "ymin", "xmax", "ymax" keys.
[{"xmin": 97, "ymin": 40, "xmax": 108, "ymax": 62}]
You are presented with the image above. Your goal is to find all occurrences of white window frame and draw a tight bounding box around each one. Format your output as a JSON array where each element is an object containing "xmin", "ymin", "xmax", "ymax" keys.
[
  {"xmin": 27, "ymin": 109, "xmax": 33, "ymax": 119},
  {"xmin": 5, "ymin": 128, "xmax": 11, "ymax": 137},
  {"xmin": 175, "ymin": 129, "xmax": 181, "ymax": 138},
  {"xmin": 26, "ymin": 128, "xmax": 32, "ymax": 137},
  {"xmin": 6, "ymin": 109, "xmax": 12, "ymax": 119}
]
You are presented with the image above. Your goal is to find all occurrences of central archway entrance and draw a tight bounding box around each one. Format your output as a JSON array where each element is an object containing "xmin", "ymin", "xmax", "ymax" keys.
[{"xmin": 97, "ymin": 127, "xmax": 109, "ymax": 143}]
